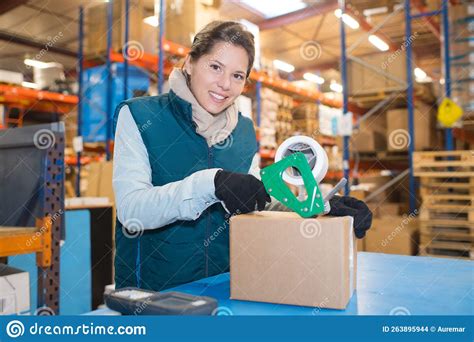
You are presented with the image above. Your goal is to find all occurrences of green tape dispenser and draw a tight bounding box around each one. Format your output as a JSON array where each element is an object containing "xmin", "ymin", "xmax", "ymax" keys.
[{"xmin": 260, "ymin": 136, "xmax": 346, "ymax": 218}]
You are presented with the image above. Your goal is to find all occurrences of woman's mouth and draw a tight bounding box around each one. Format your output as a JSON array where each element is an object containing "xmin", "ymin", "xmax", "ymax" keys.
[{"xmin": 209, "ymin": 91, "xmax": 228, "ymax": 103}]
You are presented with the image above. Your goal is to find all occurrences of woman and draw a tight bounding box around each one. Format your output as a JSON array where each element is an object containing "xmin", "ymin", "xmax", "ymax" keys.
[{"xmin": 112, "ymin": 21, "xmax": 371, "ymax": 291}]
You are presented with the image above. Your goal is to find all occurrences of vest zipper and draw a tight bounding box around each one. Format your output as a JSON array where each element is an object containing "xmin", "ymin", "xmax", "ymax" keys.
[{"xmin": 205, "ymin": 146, "xmax": 213, "ymax": 277}]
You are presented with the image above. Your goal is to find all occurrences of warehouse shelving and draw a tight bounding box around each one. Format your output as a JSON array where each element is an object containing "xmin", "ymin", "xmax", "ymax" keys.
[
  {"xmin": 0, "ymin": 84, "xmax": 78, "ymax": 128},
  {"xmin": 0, "ymin": 123, "xmax": 65, "ymax": 314},
  {"xmin": 339, "ymin": 0, "xmax": 459, "ymax": 212}
]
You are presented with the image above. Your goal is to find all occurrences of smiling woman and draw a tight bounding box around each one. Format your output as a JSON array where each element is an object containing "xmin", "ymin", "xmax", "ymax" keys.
[{"xmin": 111, "ymin": 21, "xmax": 271, "ymax": 292}]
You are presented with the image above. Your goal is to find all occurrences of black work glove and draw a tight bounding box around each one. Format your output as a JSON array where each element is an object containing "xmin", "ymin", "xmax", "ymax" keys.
[
  {"xmin": 214, "ymin": 170, "xmax": 271, "ymax": 215},
  {"xmin": 328, "ymin": 195, "xmax": 373, "ymax": 239}
]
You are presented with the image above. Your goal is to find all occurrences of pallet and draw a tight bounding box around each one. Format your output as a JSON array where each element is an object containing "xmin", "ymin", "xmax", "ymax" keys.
[
  {"xmin": 419, "ymin": 206, "xmax": 474, "ymax": 222},
  {"xmin": 421, "ymin": 194, "xmax": 474, "ymax": 208},
  {"xmin": 419, "ymin": 177, "xmax": 474, "ymax": 197},
  {"xmin": 419, "ymin": 238, "xmax": 474, "ymax": 260},
  {"xmin": 421, "ymin": 227, "xmax": 474, "ymax": 241},
  {"xmin": 413, "ymin": 150, "xmax": 474, "ymax": 177}
]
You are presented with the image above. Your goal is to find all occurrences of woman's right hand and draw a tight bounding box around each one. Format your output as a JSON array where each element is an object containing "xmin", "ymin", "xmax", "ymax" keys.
[{"xmin": 214, "ymin": 170, "xmax": 271, "ymax": 215}]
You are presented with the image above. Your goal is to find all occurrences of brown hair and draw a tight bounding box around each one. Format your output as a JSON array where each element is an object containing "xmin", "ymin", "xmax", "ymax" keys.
[{"xmin": 187, "ymin": 21, "xmax": 255, "ymax": 78}]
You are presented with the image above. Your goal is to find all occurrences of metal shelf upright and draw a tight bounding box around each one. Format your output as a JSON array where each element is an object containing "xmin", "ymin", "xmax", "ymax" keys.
[{"xmin": 339, "ymin": 0, "xmax": 456, "ymax": 213}]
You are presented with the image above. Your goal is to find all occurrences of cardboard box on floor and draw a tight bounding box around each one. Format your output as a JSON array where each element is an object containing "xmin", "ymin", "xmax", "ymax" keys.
[
  {"xmin": 365, "ymin": 216, "xmax": 419, "ymax": 256},
  {"xmin": 230, "ymin": 212, "xmax": 356, "ymax": 309},
  {"xmin": 0, "ymin": 264, "xmax": 30, "ymax": 314}
]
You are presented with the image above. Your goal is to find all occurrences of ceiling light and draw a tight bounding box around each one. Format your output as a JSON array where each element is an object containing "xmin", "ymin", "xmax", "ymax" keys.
[
  {"xmin": 273, "ymin": 59, "xmax": 295, "ymax": 73},
  {"xmin": 414, "ymin": 67, "xmax": 427, "ymax": 79},
  {"xmin": 368, "ymin": 35, "xmax": 389, "ymax": 51},
  {"xmin": 303, "ymin": 72, "xmax": 325, "ymax": 85},
  {"xmin": 414, "ymin": 68, "xmax": 432, "ymax": 82},
  {"xmin": 241, "ymin": 0, "xmax": 306, "ymax": 18},
  {"xmin": 330, "ymin": 81, "xmax": 343, "ymax": 93},
  {"xmin": 334, "ymin": 9, "xmax": 360, "ymax": 29}
]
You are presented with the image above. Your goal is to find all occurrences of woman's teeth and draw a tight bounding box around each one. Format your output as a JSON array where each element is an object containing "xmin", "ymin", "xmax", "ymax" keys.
[{"xmin": 209, "ymin": 91, "xmax": 226, "ymax": 102}]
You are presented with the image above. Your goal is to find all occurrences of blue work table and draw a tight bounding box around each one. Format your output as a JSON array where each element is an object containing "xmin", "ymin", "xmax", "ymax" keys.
[{"xmin": 89, "ymin": 252, "xmax": 473, "ymax": 315}]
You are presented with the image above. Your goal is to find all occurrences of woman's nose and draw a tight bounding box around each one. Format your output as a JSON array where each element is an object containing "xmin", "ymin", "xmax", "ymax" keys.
[{"xmin": 217, "ymin": 74, "xmax": 231, "ymax": 91}]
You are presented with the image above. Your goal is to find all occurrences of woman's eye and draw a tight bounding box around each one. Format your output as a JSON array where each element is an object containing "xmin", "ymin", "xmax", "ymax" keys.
[
  {"xmin": 234, "ymin": 74, "xmax": 244, "ymax": 81},
  {"xmin": 210, "ymin": 64, "xmax": 221, "ymax": 71}
]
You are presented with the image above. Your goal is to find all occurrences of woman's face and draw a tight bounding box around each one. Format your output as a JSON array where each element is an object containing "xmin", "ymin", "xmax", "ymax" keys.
[{"xmin": 184, "ymin": 41, "xmax": 249, "ymax": 114}]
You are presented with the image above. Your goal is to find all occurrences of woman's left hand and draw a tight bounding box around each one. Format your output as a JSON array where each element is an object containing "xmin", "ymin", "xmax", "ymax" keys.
[{"xmin": 328, "ymin": 196, "xmax": 373, "ymax": 239}]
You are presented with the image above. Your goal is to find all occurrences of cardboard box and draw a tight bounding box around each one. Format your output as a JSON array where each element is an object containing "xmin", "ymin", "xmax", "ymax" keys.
[
  {"xmin": 230, "ymin": 212, "xmax": 356, "ymax": 309},
  {"xmin": 85, "ymin": 161, "xmax": 114, "ymax": 204},
  {"xmin": 86, "ymin": 0, "xmax": 144, "ymax": 55},
  {"xmin": 165, "ymin": 0, "xmax": 220, "ymax": 47},
  {"xmin": 351, "ymin": 112, "xmax": 387, "ymax": 152},
  {"xmin": 386, "ymin": 104, "xmax": 435, "ymax": 151},
  {"xmin": 365, "ymin": 216, "xmax": 419, "ymax": 256},
  {"xmin": 0, "ymin": 264, "xmax": 30, "ymax": 315},
  {"xmin": 351, "ymin": 130, "xmax": 386, "ymax": 152},
  {"xmin": 347, "ymin": 51, "xmax": 407, "ymax": 95}
]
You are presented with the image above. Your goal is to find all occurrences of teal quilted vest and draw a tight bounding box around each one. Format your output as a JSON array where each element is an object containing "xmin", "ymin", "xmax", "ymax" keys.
[{"xmin": 113, "ymin": 90, "xmax": 257, "ymax": 291}]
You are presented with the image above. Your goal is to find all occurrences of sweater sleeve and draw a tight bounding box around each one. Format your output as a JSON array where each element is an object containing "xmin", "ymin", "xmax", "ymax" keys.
[{"xmin": 112, "ymin": 105, "xmax": 221, "ymax": 230}]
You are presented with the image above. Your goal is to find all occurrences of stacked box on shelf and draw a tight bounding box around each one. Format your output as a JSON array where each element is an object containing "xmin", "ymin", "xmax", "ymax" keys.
[
  {"xmin": 291, "ymin": 103, "xmax": 318, "ymax": 136},
  {"xmin": 275, "ymin": 94, "xmax": 293, "ymax": 146},
  {"xmin": 413, "ymin": 150, "xmax": 474, "ymax": 260},
  {"xmin": 386, "ymin": 102, "xmax": 438, "ymax": 151},
  {"xmin": 346, "ymin": 51, "xmax": 407, "ymax": 97},
  {"xmin": 259, "ymin": 87, "xmax": 280, "ymax": 149},
  {"xmin": 450, "ymin": 3, "xmax": 474, "ymax": 121},
  {"xmin": 351, "ymin": 110, "xmax": 387, "ymax": 152}
]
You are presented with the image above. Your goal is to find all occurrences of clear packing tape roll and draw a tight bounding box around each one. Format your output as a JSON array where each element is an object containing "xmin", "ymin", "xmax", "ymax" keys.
[{"xmin": 275, "ymin": 135, "xmax": 329, "ymax": 186}]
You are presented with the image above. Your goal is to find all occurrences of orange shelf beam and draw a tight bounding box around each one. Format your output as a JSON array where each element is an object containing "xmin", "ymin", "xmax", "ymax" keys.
[
  {"xmin": 0, "ymin": 85, "xmax": 78, "ymax": 104},
  {"xmin": 0, "ymin": 217, "xmax": 52, "ymax": 268}
]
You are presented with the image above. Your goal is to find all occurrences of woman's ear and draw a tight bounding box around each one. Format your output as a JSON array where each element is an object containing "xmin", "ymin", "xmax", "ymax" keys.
[{"xmin": 183, "ymin": 55, "xmax": 192, "ymax": 75}]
